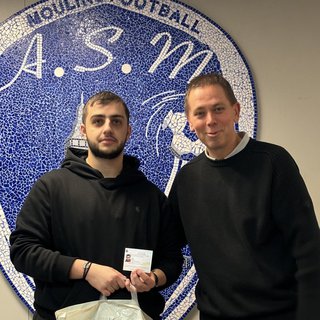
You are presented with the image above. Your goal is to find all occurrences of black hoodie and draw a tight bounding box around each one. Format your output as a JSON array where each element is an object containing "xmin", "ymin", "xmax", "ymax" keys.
[{"xmin": 10, "ymin": 148, "xmax": 183, "ymax": 319}]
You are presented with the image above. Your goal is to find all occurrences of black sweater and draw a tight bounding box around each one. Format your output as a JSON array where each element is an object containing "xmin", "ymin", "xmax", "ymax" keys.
[
  {"xmin": 169, "ymin": 138, "xmax": 320, "ymax": 320},
  {"xmin": 10, "ymin": 148, "xmax": 183, "ymax": 319}
]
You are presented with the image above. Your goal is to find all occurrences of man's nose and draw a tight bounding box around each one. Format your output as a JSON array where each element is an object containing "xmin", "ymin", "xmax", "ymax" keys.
[
  {"xmin": 102, "ymin": 119, "xmax": 112, "ymax": 132},
  {"xmin": 206, "ymin": 112, "xmax": 216, "ymax": 125}
]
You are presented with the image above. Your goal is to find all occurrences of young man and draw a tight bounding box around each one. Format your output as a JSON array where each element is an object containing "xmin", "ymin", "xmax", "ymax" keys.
[
  {"xmin": 169, "ymin": 73, "xmax": 320, "ymax": 320},
  {"xmin": 10, "ymin": 91, "xmax": 183, "ymax": 320}
]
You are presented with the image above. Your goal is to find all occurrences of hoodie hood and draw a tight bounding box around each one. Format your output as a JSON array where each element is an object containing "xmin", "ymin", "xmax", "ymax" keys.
[{"xmin": 61, "ymin": 148, "xmax": 147, "ymax": 189}]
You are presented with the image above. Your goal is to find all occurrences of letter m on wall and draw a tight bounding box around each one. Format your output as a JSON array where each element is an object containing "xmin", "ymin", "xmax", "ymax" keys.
[{"xmin": 148, "ymin": 32, "xmax": 213, "ymax": 81}]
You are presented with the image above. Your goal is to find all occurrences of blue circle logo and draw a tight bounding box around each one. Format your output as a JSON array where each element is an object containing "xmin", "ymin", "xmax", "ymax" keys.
[{"xmin": 0, "ymin": 0, "xmax": 257, "ymax": 318}]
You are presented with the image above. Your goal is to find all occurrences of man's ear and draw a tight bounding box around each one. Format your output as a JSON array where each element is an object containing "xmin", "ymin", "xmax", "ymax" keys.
[
  {"xmin": 80, "ymin": 123, "xmax": 86, "ymax": 137},
  {"xmin": 187, "ymin": 117, "xmax": 195, "ymax": 132},
  {"xmin": 233, "ymin": 102, "xmax": 241, "ymax": 123},
  {"xmin": 126, "ymin": 124, "xmax": 132, "ymax": 141}
]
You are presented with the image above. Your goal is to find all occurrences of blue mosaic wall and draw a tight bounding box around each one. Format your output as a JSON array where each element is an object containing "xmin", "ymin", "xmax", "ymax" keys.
[{"xmin": 0, "ymin": 0, "xmax": 257, "ymax": 318}]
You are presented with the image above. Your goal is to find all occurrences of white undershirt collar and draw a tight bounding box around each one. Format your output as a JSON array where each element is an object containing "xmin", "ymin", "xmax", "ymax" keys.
[{"xmin": 205, "ymin": 132, "xmax": 250, "ymax": 160}]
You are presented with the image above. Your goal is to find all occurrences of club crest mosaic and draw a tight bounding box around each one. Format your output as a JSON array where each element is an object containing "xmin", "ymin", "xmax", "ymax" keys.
[{"xmin": 0, "ymin": 0, "xmax": 257, "ymax": 318}]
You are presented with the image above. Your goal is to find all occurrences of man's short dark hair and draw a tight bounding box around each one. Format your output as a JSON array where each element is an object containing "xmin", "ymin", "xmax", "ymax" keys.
[
  {"xmin": 82, "ymin": 91, "xmax": 130, "ymax": 124},
  {"xmin": 185, "ymin": 73, "xmax": 238, "ymax": 113}
]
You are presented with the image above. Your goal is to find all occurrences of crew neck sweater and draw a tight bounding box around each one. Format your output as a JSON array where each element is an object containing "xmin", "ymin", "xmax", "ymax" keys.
[{"xmin": 169, "ymin": 138, "xmax": 320, "ymax": 319}]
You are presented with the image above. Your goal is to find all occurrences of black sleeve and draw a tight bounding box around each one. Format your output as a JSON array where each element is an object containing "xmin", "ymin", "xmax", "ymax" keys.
[
  {"xmin": 151, "ymin": 192, "xmax": 186, "ymax": 288},
  {"xmin": 271, "ymin": 148, "xmax": 320, "ymax": 320},
  {"xmin": 9, "ymin": 177, "xmax": 76, "ymax": 283}
]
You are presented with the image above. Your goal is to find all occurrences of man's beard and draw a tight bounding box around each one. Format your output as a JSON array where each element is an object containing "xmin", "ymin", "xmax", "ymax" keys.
[{"xmin": 87, "ymin": 139, "xmax": 126, "ymax": 160}]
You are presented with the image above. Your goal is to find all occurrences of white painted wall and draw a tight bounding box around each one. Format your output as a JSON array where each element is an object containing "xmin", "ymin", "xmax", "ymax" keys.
[{"xmin": 1, "ymin": 1, "xmax": 319, "ymax": 319}]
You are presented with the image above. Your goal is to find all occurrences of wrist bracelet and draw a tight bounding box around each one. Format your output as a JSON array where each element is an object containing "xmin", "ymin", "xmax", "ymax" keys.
[
  {"xmin": 151, "ymin": 270, "xmax": 159, "ymax": 288},
  {"xmin": 82, "ymin": 261, "xmax": 92, "ymax": 280}
]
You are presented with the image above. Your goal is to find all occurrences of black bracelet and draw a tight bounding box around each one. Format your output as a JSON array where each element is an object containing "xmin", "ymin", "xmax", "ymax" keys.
[
  {"xmin": 82, "ymin": 261, "xmax": 92, "ymax": 280},
  {"xmin": 151, "ymin": 270, "xmax": 159, "ymax": 288}
]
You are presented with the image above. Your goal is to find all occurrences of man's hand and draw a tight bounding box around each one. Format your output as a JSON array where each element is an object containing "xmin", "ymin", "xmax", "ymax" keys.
[
  {"xmin": 126, "ymin": 269, "xmax": 156, "ymax": 292},
  {"xmin": 85, "ymin": 263, "xmax": 127, "ymax": 296}
]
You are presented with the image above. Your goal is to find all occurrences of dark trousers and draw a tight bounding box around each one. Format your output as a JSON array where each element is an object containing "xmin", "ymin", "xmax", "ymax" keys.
[{"xmin": 200, "ymin": 310, "xmax": 295, "ymax": 320}]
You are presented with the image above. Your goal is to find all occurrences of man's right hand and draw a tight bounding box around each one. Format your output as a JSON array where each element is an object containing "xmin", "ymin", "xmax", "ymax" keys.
[
  {"xmin": 69, "ymin": 259, "xmax": 127, "ymax": 296},
  {"xmin": 85, "ymin": 263, "xmax": 127, "ymax": 296}
]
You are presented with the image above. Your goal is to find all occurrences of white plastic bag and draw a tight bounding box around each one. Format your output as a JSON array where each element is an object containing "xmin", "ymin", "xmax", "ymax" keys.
[{"xmin": 55, "ymin": 290, "xmax": 152, "ymax": 320}]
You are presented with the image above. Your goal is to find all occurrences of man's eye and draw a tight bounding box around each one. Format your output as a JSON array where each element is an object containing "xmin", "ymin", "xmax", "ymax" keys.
[
  {"xmin": 92, "ymin": 119, "xmax": 103, "ymax": 125},
  {"xmin": 194, "ymin": 111, "xmax": 205, "ymax": 117},
  {"xmin": 112, "ymin": 119, "xmax": 121, "ymax": 125},
  {"xmin": 214, "ymin": 107, "xmax": 224, "ymax": 113}
]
